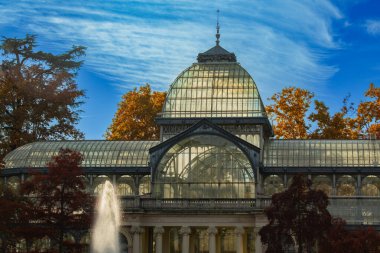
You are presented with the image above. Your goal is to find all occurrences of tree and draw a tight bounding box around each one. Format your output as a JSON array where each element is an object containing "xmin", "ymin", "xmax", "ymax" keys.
[
  {"xmin": 320, "ymin": 218, "xmax": 380, "ymax": 253},
  {"xmin": 0, "ymin": 35, "xmax": 85, "ymax": 161},
  {"xmin": 308, "ymin": 96, "xmax": 358, "ymax": 139},
  {"xmin": 266, "ymin": 87, "xmax": 314, "ymax": 139},
  {"xmin": 0, "ymin": 184, "xmax": 32, "ymax": 253},
  {"xmin": 106, "ymin": 84, "xmax": 166, "ymax": 140},
  {"xmin": 356, "ymin": 83, "xmax": 380, "ymax": 139},
  {"xmin": 21, "ymin": 149, "xmax": 93, "ymax": 253},
  {"xmin": 259, "ymin": 175, "xmax": 331, "ymax": 253}
]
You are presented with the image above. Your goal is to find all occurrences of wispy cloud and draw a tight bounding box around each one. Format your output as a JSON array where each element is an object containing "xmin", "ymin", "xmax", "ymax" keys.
[
  {"xmin": 0, "ymin": 0, "xmax": 344, "ymax": 97},
  {"xmin": 365, "ymin": 20, "xmax": 380, "ymax": 36}
]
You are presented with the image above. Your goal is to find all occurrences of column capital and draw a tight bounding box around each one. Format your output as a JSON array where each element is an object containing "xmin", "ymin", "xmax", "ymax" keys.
[
  {"xmin": 131, "ymin": 226, "xmax": 143, "ymax": 234},
  {"xmin": 179, "ymin": 226, "xmax": 191, "ymax": 236},
  {"xmin": 154, "ymin": 226, "xmax": 165, "ymax": 235},
  {"xmin": 234, "ymin": 226, "xmax": 245, "ymax": 236},
  {"xmin": 207, "ymin": 226, "xmax": 218, "ymax": 235}
]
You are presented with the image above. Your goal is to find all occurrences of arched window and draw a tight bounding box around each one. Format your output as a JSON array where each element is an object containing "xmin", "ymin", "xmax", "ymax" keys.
[
  {"xmin": 31, "ymin": 236, "xmax": 51, "ymax": 252},
  {"xmin": 263, "ymin": 175, "xmax": 284, "ymax": 196},
  {"xmin": 139, "ymin": 176, "xmax": 151, "ymax": 195},
  {"xmin": 80, "ymin": 233, "xmax": 90, "ymax": 253},
  {"xmin": 220, "ymin": 228, "xmax": 235, "ymax": 253},
  {"xmin": 6, "ymin": 176, "xmax": 20, "ymax": 191},
  {"xmin": 312, "ymin": 175, "xmax": 332, "ymax": 196},
  {"xmin": 117, "ymin": 176, "xmax": 134, "ymax": 196},
  {"xmin": 169, "ymin": 228, "xmax": 181, "ymax": 253},
  {"xmin": 93, "ymin": 175, "xmax": 111, "ymax": 194},
  {"xmin": 337, "ymin": 175, "xmax": 356, "ymax": 196},
  {"xmin": 361, "ymin": 175, "xmax": 380, "ymax": 196},
  {"xmin": 154, "ymin": 135, "xmax": 254, "ymax": 199}
]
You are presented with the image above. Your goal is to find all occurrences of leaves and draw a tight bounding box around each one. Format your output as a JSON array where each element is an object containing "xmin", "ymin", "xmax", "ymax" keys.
[
  {"xmin": 267, "ymin": 84, "xmax": 379, "ymax": 139},
  {"xmin": 320, "ymin": 218, "xmax": 380, "ymax": 253},
  {"xmin": 259, "ymin": 175, "xmax": 331, "ymax": 253},
  {"xmin": 266, "ymin": 87, "xmax": 313, "ymax": 139},
  {"xmin": 356, "ymin": 83, "xmax": 380, "ymax": 139},
  {"xmin": 106, "ymin": 84, "xmax": 166, "ymax": 140},
  {"xmin": 0, "ymin": 35, "xmax": 85, "ymax": 161},
  {"xmin": 308, "ymin": 97, "xmax": 358, "ymax": 139},
  {"xmin": 20, "ymin": 149, "xmax": 93, "ymax": 253}
]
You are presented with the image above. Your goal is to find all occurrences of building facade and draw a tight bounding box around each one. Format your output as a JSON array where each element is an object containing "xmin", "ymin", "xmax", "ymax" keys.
[{"xmin": 2, "ymin": 36, "xmax": 380, "ymax": 253}]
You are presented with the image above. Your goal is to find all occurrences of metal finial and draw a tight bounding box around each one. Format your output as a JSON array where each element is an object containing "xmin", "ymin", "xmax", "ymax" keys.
[{"xmin": 216, "ymin": 9, "xmax": 220, "ymax": 46}]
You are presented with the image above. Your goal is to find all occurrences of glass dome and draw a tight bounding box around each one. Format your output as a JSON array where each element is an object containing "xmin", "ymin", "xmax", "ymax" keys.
[
  {"xmin": 154, "ymin": 134, "xmax": 255, "ymax": 199},
  {"xmin": 161, "ymin": 62, "xmax": 266, "ymax": 118}
]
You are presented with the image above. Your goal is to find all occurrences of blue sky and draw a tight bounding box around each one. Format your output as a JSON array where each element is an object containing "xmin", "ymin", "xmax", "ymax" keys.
[{"xmin": 0, "ymin": 0, "xmax": 379, "ymax": 139}]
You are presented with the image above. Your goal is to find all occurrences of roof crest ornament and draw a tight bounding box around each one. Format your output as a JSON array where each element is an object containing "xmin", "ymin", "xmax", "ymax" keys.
[
  {"xmin": 216, "ymin": 9, "xmax": 220, "ymax": 46},
  {"xmin": 196, "ymin": 10, "xmax": 237, "ymax": 63}
]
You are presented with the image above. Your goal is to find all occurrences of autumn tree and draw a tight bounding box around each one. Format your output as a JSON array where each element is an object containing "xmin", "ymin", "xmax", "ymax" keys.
[
  {"xmin": 356, "ymin": 83, "xmax": 380, "ymax": 139},
  {"xmin": 0, "ymin": 184, "xmax": 33, "ymax": 253},
  {"xmin": 259, "ymin": 175, "xmax": 331, "ymax": 253},
  {"xmin": 106, "ymin": 84, "xmax": 166, "ymax": 140},
  {"xmin": 0, "ymin": 35, "xmax": 85, "ymax": 161},
  {"xmin": 21, "ymin": 149, "xmax": 93, "ymax": 253},
  {"xmin": 320, "ymin": 218, "xmax": 380, "ymax": 253},
  {"xmin": 266, "ymin": 87, "xmax": 314, "ymax": 139},
  {"xmin": 308, "ymin": 96, "xmax": 358, "ymax": 139}
]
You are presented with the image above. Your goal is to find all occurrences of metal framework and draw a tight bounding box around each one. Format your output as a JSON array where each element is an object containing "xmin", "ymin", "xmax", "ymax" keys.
[
  {"xmin": 264, "ymin": 139, "xmax": 380, "ymax": 168},
  {"xmin": 3, "ymin": 140, "xmax": 159, "ymax": 169},
  {"xmin": 160, "ymin": 62, "xmax": 266, "ymax": 118}
]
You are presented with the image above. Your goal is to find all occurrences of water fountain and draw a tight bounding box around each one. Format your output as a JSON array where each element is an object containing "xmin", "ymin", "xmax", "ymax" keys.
[{"xmin": 91, "ymin": 180, "xmax": 121, "ymax": 253}]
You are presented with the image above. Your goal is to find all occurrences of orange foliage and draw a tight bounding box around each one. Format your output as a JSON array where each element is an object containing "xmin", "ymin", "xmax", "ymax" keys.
[
  {"xmin": 106, "ymin": 84, "xmax": 166, "ymax": 140},
  {"xmin": 356, "ymin": 83, "xmax": 380, "ymax": 139},
  {"xmin": 266, "ymin": 87, "xmax": 313, "ymax": 139},
  {"xmin": 308, "ymin": 97, "xmax": 358, "ymax": 139},
  {"xmin": 267, "ymin": 84, "xmax": 379, "ymax": 140}
]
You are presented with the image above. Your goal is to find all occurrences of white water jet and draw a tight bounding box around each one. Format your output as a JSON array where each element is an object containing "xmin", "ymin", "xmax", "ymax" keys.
[{"xmin": 92, "ymin": 180, "xmax": 120, "ymax": 253}]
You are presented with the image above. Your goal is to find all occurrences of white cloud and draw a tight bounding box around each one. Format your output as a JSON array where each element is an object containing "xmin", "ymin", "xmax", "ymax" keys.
[
  {"xmin": 365, "ymin": 20, "xmax": 380, "ymax": 36},
  {"xmin": 0, "ymin": 0, "xmax": 343, "ymax": 97}
]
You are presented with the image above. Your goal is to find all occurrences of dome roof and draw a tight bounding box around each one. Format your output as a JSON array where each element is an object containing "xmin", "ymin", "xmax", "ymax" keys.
[{"xmin": 161, "ymin": 53, "xmax": 266, "ymax": 118}]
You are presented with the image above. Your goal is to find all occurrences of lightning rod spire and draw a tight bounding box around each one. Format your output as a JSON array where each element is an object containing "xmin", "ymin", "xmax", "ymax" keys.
[{"xmin": 216, "ymin": 9, "xmax": 220, "ymax": 46}]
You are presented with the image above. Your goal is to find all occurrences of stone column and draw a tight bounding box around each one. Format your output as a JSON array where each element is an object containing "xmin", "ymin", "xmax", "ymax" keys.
[
  {"xmin": 179, "ymin": 226, "xmax": 191, "ymax": 253},
  {"xmin": 235, "ymin": 226, "xmax": 245, "ymax": 253},
  {"xmin": 332, "ymin": 174, "xmax": 336, "ymax": 195},
  {"xmin": 207, "ymin": 226, "xmax": 218, "ymax": 253},
  {"xmin": 131, "ymin": 226, "xmax": 143, "ymax": 253},
  {"xmin": 112, "ymin": 174, "xmax": 117, "ymax": 186},
  {"xmin": 357, "ymin": 174, "xmax": 362, "ymax": 195},
  {"xmin": 154, "ymin": 226, "xmax": 164, "ymax": 253}
]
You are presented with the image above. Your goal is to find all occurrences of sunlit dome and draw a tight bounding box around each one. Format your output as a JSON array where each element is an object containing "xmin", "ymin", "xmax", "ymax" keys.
[{"xmin": 160, "ymin": 44, "xmax": 267, "ymax": 118}]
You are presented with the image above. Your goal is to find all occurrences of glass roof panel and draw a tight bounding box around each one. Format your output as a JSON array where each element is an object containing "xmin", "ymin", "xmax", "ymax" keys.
[
  {"xmin": 3, "ymin": 141, "xmax": 159, "ymax": 169},
  {"xmin": 161, "ymin": 63, "xmax": 266, "ymax": 118},
  {"xmin": 264, "ymin": 139, "xmax": 380, "ymax": 167}
]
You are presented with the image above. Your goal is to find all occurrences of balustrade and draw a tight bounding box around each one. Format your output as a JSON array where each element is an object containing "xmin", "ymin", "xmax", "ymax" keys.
[{"xmin": 120, "ymin": 196, "xmax": 380, "ymax": 224}]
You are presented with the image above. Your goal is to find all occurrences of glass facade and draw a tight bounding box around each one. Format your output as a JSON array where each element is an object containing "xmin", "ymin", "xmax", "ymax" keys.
[
  {"xmin": 264, "ymin": 139, "xmax": 380, "ymax": 167},
  {"xmin": 154, "ymin": 135, "xmax": 255, "ymax": 198},
  {"xmin": 263, "ymin": 175, "xmax": 284, "ymax": 196},
  {"xmin": 3, "ymin": 140, "xmax": 158, "ymax": 168},
  {"xmin": 161, "ymin": 63, "xmax": 266, "ymax": 118}
]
